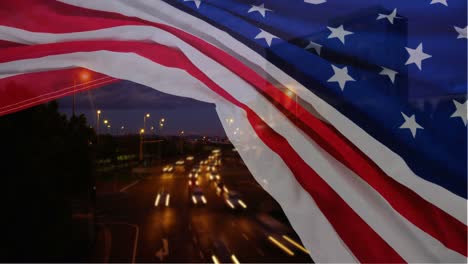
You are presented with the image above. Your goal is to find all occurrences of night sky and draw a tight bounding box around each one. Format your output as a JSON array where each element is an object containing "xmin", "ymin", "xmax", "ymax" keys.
[{"xmin": 58, "ymin": 80, "xmax": 226, "ymax": 137}]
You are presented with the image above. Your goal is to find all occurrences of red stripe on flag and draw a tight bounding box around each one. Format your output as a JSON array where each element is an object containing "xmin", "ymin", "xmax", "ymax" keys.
[
  {"xmin": 0, "ymin": 68, "xmax": 118, "ymax": 116},
  {"xmin": 148, "ymin": 13, "xmax": 468, "ymax": 257},
  {"xmin": 0, "ymin": 40, "xmax": 26, "ymax": 48},
  {"xmin": 0, "ymin": 40, "xmax": 405, "ymax": 263}
]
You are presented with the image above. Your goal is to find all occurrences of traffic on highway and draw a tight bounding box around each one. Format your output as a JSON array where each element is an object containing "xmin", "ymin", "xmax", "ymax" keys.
[{"xmin": 95, "ymin": 148, "xmax": 312, "ymax": 263}]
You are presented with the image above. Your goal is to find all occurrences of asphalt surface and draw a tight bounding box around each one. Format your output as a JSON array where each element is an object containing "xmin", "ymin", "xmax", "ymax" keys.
[{"xmin": 95, "ymin": 154, "xmax": 313, "ymax": 263}]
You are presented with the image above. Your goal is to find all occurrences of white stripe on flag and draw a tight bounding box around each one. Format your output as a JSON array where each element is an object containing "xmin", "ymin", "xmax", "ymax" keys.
[
  {"xmin": 0, "ymin": 47, "xmax": 464, "ymax": 262},
  {"xmin": 0, "ymin": 50, "xmax": 356, "ymax": 262},
  {"xmin": 58, "ymin": 0, "xmax": 467, "ymax": 225}
]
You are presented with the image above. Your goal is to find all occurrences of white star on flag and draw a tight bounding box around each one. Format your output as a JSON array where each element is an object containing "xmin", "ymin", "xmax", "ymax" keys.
[
  {"xmin": 327, "ymin": 25, "xmax": 353, "ymax": 44},
  {"xmin": 184, "ymin": 0, "xmax": 201, "ymax": 9},
  {"xmin": 430, "ymin": 0, "xmax": 448, "ymax": 6},
  {"xmin": 255, "ymin": 29, "xmax": 279, "ymax": 47},
  {"xmin": 454, "ymin": 26, "xmax": 467, "ymax": 39},
  {"xmin": 451, "ymin": 99, "xmax": 467, "ymax": 126},
  {"xmin": 400, "ymin": 112, "xmax": 424, "ymax": 138},
  {"xmin": 248, "ymin": 3, "xmax": 272, "ymax": 18},
  {"xmin": 405, "ymin": 43, "xmax": 432, "ymax": 70},
  {"xmin": 379, "ymin": 67, "xmax": 398, "ymax": 83},
  {"xmin": 305, "ymin": 41, "xmax": 322, "ymax": 55},
  {"xmin": 377, "ymin": 8, "xmax": 399, "ymax": 24},
  {"xmin": 327, "ymin": 65, "xmax": 355, "ymax": 90}
]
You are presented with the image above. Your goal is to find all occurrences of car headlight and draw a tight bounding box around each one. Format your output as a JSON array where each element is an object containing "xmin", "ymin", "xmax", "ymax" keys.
[
  {"xmin": 226, "ymin": 200, "xmax": 235, "ymax": 209},
  {"xmin": 238, "ymin": 200, "xmax": 247, "ymax": 209}
]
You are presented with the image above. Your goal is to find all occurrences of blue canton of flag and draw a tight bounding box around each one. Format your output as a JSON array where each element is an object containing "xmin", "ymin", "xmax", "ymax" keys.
[{"xmin": 169, "ymin": 0, "xmax": 467, "ymax": 198}]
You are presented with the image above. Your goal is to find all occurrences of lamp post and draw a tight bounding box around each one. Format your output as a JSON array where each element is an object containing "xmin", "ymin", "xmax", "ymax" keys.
[
  {"xmin": 159, "ymin": 118, "xmax": 165, "ymax": 134},
  {"xmin": 103, "ymin": 119, "xmax": 108, "ymax": 134},
  {"xmin": 72, "ymin": 70, "xmax": 91, "ymax": 117},
  {"xmin": 139, "ymin": 128, "xmax": 145, "ymax": 161},
  {"xmin": 143, "ymin": 113, "xmax": 150, "ymax": 135},
  {"xmin": 96, "ymin": 110, "xmax": 101, "ymax": 134},
  {"xmin": 179, "ymin": 130, "xmax": 185, "ymax": 154}
]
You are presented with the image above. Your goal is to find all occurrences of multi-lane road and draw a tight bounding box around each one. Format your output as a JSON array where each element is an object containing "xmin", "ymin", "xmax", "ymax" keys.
[{"xmin": 94, "ymin": 151, "xmax": 313, "ymax": 263}]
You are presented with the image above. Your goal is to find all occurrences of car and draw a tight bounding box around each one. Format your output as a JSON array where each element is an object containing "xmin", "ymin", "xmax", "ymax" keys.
[
  {"xmin": 162, "ymin": 165, "xmax": 173, "ymax": 172},
  {"xmin": 223, "ymin": 191, "xmax": 247, "ymax": 210},
  {"xmin": 208, "ymin": 173, "xmax": 220, "ymax": 181},
  {"xmin": 188, "ymin": 172, "xmax": 199, "ymax": 179},
  {"xmin": 154, "ymin": 191, "xmax": 170, "ymax": 207},
  {"xmin": 188, "ymin": 178, "xmax": 200, "ymax": 188},
  {"xmin": 214, "ymin": 181, "xmax": 228, "ymax": 195},
  {"xmin": 210, "ymin": 240, "xmax": 240, "ymax": 264},
  {"xmin": 191, "ymin": 187, "xmax": 207, "ymax": 205}
]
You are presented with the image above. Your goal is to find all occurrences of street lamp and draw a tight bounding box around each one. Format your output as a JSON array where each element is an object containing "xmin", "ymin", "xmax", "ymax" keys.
[
  {"xmin": 139, "ymin": 128, "xmax": 145, "ymax": 161},
  {"xmin": 159, "ymin": 118, "xmax": 165, "ymax": 134},
  {"xmin": 179, "ymin": 130, "xmax": 185, "ymax": 154},
  {"xmin": 72, "ymin": 70, "xmax": 91, "ymax": 117},
  {"xmin": 143, "ymin": 113, "xmax": 150, "ymax": 135},
  {"xmin": 96, "ymin": 110, "xmax": 101, "ymax": 134}
]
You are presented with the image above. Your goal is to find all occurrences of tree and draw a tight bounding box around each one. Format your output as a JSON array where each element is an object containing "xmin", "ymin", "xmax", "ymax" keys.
[{"xmin": 0, "ymin": 101, "xmax": 95, "ymax": 262}]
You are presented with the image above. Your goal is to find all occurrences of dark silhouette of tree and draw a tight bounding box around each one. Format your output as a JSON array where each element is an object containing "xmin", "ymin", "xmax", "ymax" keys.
[{"xmin": 0, "ymin": 101, "xmax": 95, "ymax": 262}]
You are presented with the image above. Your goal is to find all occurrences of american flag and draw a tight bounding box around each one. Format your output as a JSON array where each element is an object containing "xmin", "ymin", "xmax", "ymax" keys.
[{"xmin": 0, "ymin": 0, "xmax": 466, "ymax": 262}]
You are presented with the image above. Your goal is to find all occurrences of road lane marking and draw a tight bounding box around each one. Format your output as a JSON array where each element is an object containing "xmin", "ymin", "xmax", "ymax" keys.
[
  {"xmin": 282, "ymin": 235, "xmax": 310, "ymax": 254},
  {"xmin": 241, "ymin": 233, "xmax": 249, "ymax": 240},
  {"xmin": 97, "ymin": 223, "xmax": 112, "ymax": 263},
  {"xmin": 99, "ymin": 222, "xmax": 140, "ymax": 264},
  {"xmin": 268, "ymin": 236, "xmax": 295, "ymax": 256},
  {"xmin": 119, "ymin": 180, "xmax": 140, "ymax": 193},
  {"xmin": 155, "ymin": 238, "xmax": 169, "ymax": 261},
  {"xmin": 130, "ymin": 224, "xmax": 140, "ymax": 264}
]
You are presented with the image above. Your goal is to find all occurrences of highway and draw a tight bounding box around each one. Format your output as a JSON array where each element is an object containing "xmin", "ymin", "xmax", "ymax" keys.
[{"xmin": 94, "ymin": 151, "xmax": 313, "ymax": 263}]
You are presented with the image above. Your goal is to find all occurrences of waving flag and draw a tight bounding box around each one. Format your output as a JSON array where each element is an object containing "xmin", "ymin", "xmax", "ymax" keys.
[{"xmin": 0, "ymin": 0, "xmax": 466, "ymax": 262}]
